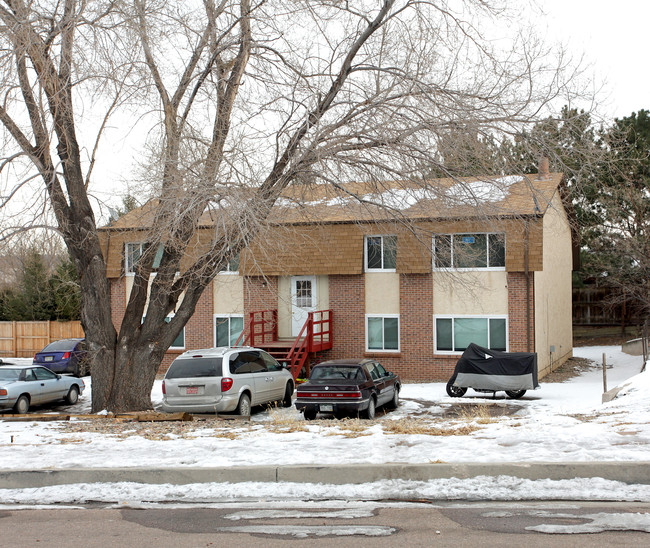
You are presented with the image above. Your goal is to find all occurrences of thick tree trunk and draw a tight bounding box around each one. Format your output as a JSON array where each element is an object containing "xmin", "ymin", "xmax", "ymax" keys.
[{"xmin": 103, "ymin": 341, "xmax": 161, "ymax": 412}]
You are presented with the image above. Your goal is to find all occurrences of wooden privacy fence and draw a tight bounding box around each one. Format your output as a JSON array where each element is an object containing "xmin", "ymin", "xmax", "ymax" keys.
[{"xmin": 0, "ymin": 321, "xmax": 84, "ymax": 358}]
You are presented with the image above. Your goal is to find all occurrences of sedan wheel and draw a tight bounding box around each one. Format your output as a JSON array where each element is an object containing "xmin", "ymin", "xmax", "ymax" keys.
[
  {"xmin": 303, "ymin": 408, "xmax": 317, "ymax": 421},
  {"xmin": 75, "ymin": 359, "xmax": 89, "ymax": 377},
  {"xmin": 364, "ymin": 396, "xmax": 376, "ymax": 420},
  {"xmin": 236, "ymin": 393, "xmax": 251, "ymax": 417},
  {"xmin": 388, "ymin": 388, "xmax": 400, "ymax": 410},
  {"xmin": 13, "ymin": 395, "xmax": 29, "ymax": 414},
  {"xmin": 65, "ymin": 385, "xmax": 79, "ymax": 405}
]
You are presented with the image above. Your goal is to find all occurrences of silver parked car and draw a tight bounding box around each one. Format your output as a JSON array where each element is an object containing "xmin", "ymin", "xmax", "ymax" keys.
[
  {"xmin": 0, "ymin": 364, "xmax": 85, "ymax": 414},
  {"xmin": 161, "ymin": 347, "xmax": 294, "ymax": 416}
]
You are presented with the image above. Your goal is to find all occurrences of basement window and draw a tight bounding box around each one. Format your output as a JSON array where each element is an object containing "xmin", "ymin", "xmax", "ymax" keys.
[
  {"xmin": 366, "ymin": 315, "xmax": 400, "ymax": 352},
  {"xmin": 215, "ymin": 315, "xmax": 244, "ymax": 347}
]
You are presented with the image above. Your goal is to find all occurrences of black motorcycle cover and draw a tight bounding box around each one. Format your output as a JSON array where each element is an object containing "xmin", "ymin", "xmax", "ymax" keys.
[{"xmin": 451, "ymin": 343, "xmax": 539, "ymax": 391}]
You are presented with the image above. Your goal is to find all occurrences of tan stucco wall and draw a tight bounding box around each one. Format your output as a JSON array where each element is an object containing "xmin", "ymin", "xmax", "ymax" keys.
[
  {"xmin": 432, "ymin": 271, "xmax": 509, "ymax": 315},
  {"xmin": 125, "ymin": 275, "xmax": 134, "ymax": 304},
  {"xmin": 213, "ymin": 274, "xmax": 244, "ymax": 315},
  {"xmin": 534, "ymin": 193, "xmax": 574, "ymax": 377},
  {"xmin": 277, "ymin": 276, "xmax": 292, "ymax": 338},
  {"xmin": 125, "ymin": 274, "xmax": 187, "ymax": 313},
  {"xmin": 365, "ymin": 272, "xmax": 400, "ymax": 314},
  {"xmin": 277, "ymin": 275, "xmax": 330, "ymax": 338}
]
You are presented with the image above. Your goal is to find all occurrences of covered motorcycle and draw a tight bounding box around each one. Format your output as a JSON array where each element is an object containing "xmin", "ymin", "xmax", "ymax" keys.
[{"xmin": 446, "ymin": 343, "xmax": 539, "ymax": 399}]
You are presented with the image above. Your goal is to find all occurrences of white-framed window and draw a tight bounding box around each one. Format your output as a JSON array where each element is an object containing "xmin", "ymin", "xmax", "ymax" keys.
[
  {"xmin": 219, "ymin": 252, "xmax": 240, "ymax": 275},
  {"xmin": 364, "ymin": 235, "xmax": 397, "ymax": 272},
  {"xmin": 432, "ymin": 233, "xmax": 505, "ymax": 270},
  {"xmin": 434, "ymin": 315, "xmax": 507, "ymax": 354},
  {"xmin": 125, "ymin": 242, "xmax": 164, "ymax": 274},
  {"xmin": 143, "ymin": 314, "xmax": 185, "ymax": 350},
  {"xmin": 214, "ymin": 314, "xmax": 244, "ymax": 347},
  {"xmin": 365, "ymin": 314, "xmax": 400, "ymax": 352},
  {"xmin": 166, "ymin": 315, "xmax": 186, "ymax": 349}
]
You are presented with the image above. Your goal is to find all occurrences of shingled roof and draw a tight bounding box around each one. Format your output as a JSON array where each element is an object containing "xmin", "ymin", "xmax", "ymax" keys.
[{"xmin": 101, "ymin": 172, "xmax": 564, "ymax": 231}]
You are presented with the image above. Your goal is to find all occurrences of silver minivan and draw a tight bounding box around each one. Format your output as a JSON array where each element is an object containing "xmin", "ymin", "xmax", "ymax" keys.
[{"xmin": 160, "ymin": 347, "xmax": 294, "ymax": 416}]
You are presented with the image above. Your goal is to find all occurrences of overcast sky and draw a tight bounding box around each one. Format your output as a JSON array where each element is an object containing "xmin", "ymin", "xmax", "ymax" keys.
[
  {"xmin": 540, "ymin": 0, "xmax": 648, "ymax": 119},
  {"xmin": 5, "ymin": 1, "xmax": 647, "ymax": 220}
]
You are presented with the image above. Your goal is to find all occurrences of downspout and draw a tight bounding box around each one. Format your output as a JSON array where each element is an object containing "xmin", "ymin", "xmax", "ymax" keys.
[{"xmin": 524, "ymin": 219, "xmax": 531, "ymax": 352}]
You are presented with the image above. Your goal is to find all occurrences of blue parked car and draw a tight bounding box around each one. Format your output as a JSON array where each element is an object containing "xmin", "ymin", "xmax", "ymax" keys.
[{"xmin": 33, "ymin": 338, "xmax": 88, "ymax": 377}]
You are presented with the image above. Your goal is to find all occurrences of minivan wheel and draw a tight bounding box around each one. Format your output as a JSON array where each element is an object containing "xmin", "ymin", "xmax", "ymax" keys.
[
  {"xmin": 236, "ymin": 393, "xmax": 251, "ymax": 416},
  {"xmin": 281, "ymin": 383, "xmax": 293, "ymax": 408}
]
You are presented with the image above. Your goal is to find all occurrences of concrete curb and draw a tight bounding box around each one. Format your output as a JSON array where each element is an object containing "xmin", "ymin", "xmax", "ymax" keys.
[{"xmin": 1, "ymin": 462, "xmax": 650, "ymax": 489}]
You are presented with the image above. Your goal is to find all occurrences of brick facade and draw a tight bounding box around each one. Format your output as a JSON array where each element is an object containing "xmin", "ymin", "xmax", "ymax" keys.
[
  {"xmin": 244, "ymin": 276, "xmax": 280, "ymax": 312},
  {"xmin": 313, "ymin": 271, "xmax": 536, "ymax": 382},
  {"xmin": 315, "ymin": 274, "xmax": 365, "ymax": 363},
  {"xmin": 110, "ymin": 269, "xmax": 538, "ymax": 380},
  {"xmin": 315, "ymin": 273, "xmax": 456, "ymax": 382},
  {"xmin": 110, "ymin": 278, "xmax": 126, "ymax": 333},
  {"xmin": 507, "ymin": 271, "xmax": 535, "ymax": 353}
]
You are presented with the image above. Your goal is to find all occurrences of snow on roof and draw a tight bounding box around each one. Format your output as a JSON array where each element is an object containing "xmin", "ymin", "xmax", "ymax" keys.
[
  {"xmin": 101, "ymin": 173, "xmax": 562, "ymax": 230},
  {"xmin": 445, "ymin": 176, "xmax": 523, "ymax": 205}
]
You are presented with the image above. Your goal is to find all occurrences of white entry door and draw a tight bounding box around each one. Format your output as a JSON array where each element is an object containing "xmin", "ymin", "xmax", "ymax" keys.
[{"xmin": 291, "ymin": 276, "xmax": 317, "ymax": 337}]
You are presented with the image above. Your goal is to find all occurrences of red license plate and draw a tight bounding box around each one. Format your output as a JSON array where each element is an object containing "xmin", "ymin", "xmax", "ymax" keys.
[{"xmin": 185, "ymin": 386, "xmax": 199, "ymax": 395}]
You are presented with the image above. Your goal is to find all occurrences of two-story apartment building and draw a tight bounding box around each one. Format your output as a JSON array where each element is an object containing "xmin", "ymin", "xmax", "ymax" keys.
[{"xmin": 99, "ymin": 165, "xmax": 577, "ymax": 381}]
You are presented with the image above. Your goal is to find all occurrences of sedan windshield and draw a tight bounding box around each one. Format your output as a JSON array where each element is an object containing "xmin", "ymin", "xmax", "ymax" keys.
[
  {"xmin": 0, "ymin": 368, "xmax": 21, "ymax": 381},
  {"xmin": 311, "ymin": 366, "xmax": 363, "ymax": 381}
]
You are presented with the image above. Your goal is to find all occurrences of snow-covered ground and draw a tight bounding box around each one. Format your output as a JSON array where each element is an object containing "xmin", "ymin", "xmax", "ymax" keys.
[{"xmin": 1, "ymin": 345, "xmax": 649, "ymax": 504}]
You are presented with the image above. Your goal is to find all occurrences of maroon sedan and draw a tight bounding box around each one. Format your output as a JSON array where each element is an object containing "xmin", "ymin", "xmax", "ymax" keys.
[{"xmin": 295, "ymin": 359, "xmax": 400, "ymax": 420}]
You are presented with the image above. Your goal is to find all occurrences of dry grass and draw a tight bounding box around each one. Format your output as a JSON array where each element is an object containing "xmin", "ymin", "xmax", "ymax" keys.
[
  {"xmin": 266, "ymin": 408, "xmax": 309, "ymax": 433},
  {"xmin": 323, "ymin": 418, "xmax": 373, "ymax": 438},
  {"xmin": 56, "ymin": 405, "xmax": 500, "ymax": 441},
  {"xmin": 456, "ymin": 404, "xmax": 500, "ymax": 425},
  {"xmin": 57, "ymin": 436, "xmax": 85, "ymax": 444},
  {"xmin": 383, "ymin": 418, "xmax": 479, "ymax": 436}
]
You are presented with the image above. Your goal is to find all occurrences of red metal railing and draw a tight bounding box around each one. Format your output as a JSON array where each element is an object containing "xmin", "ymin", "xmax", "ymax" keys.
[
  {"xmin": 234, "ymin": 309, "xmax": 277, "ymax": 347},
  {"xmin": 309, "ymin": 310, "xmax": 332, "ymax": 353},
  {"xmin": 285, "ymin": 310, "xmax": 333, "ymax": 379},
  {"xmin": 234, "ymin": 309, "xmax": 333, "ymax": 381}
]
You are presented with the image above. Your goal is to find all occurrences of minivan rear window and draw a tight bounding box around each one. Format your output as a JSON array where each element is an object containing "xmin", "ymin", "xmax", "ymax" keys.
[{"xmin": 166, "ymin": 357, "xmax": 222, "ymax": 379}]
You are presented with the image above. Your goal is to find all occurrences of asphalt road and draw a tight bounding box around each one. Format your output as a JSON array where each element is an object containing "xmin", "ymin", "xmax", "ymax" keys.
[{"xmin": 2, "ymin": 501, "xmax": 648, "ymax": 547}]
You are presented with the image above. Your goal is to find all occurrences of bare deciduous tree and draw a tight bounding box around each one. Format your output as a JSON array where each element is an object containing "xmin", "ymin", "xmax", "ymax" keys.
[{"xmin": 0, "ymin": 0, "xmax": 589, "ymax": 411}]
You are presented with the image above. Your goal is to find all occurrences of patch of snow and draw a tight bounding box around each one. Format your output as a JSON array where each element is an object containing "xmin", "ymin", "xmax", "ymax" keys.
[
  {"xmin": 526, "ymin": 511, "xmax": 650, "ymax": 534},
  {"xmin": 2, "ymin": 476, "xmax": 650, "ymax": 505},
  {"xmin": 446, "ymin": 177, "xmax": 521, "ymax": 204},
  {"xmin": 223, "ymin": 508, "xmax": 375, "ymax": 520},
  {"xmin": 1, "ymin": 345, "xmax": 649, "ymax": 504},
  {"xmin": 211, "ymin": 525, "xmax": 396, "ymax": 538}
]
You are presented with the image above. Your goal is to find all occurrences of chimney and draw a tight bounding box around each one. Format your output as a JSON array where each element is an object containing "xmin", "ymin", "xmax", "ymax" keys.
[{"xmin": 536, "ymin": 156, "xmax": 550, "ymax": 180}]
